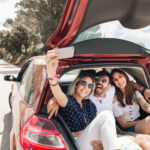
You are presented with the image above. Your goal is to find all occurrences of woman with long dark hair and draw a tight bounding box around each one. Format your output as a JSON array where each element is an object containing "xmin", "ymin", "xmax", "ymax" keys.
[{"xmin": 111, "ymin": 69, "xmax": 150, "ymax": 134}]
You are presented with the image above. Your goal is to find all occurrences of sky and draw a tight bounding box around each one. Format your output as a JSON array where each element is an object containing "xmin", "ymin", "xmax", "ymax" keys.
[
  {"xmin": 0, "ymin": 0, "xmax": 150, "ymax": 49},
  {"xmin": 0, "ymin": 0, "xmax": 20, "ymax": 30},
  {"xmin": 100, "ymin": 21, "xmax": 150, "ymax": 49}
]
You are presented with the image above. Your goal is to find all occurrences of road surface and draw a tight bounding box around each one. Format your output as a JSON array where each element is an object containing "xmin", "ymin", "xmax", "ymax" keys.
[{"xmin": 0, "ymin": 59, "xmax": 20, "ymax": 150}]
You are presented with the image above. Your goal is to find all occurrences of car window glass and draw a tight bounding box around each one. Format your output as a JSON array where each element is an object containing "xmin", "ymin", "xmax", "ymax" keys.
[
  {"xmin": 17, "ymin": 61, "xmax": 31, "ymax": 82},
  {"xmin": 74, "ymin": 21, "xmax": 150, "ymax": 49},
  {"xmin": 19, "ymin": 61, "xmax": 33, "ymax": 104},
  {"xmin": 60, "ymin": 70, "xmax": 79, "ymax": 82}
]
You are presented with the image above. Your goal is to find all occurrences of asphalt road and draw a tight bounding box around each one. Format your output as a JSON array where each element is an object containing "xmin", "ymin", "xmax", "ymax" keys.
[{"xmin": 0, "ymin": 59, "xmax": 20, "ymax": 150}]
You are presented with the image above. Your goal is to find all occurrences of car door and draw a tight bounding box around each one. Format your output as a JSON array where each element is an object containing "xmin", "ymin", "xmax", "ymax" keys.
[{"xmin": 11, "ymin": 60, "xmax": 35, "ymax": 139}]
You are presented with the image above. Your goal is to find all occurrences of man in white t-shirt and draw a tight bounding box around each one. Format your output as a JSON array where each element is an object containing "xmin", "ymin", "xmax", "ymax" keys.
[{"xmin": 89, "ymin": 70, "xmax": 115, "ymax": 115}]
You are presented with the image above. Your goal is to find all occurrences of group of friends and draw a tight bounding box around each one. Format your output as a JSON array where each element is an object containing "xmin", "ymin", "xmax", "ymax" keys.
[{"xmin": 45, "ymin": 50, "xmax": 150, "ymax": 150}]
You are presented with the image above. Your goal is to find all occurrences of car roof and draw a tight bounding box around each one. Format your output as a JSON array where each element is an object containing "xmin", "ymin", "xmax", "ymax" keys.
[{"xmin": 44, "ymin": 0, "xmax": 150, "ymax": 50}]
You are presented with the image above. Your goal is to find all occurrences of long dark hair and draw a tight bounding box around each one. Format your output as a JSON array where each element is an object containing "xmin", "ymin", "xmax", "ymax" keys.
[{"xmin": 111, "ymin": 69, "xmax": 136, "ymax": 107}]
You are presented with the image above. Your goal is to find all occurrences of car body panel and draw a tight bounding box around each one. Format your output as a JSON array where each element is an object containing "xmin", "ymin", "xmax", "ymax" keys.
[
  {"xmin": 55, "ymin": 38, "xmax": 150, "ymax": 69},
  {"xmin": 45, "ymin": 0, "xmax": 88, "ymax": 49},
  {"xmin": 10, "ymin": 57, "xmax": 48, "ymax": 149}
]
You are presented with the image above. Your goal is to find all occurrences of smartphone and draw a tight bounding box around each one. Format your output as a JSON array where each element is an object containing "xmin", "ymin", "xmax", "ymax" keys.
[{"xmin": 55, "ymin": 46, "xmax": 74, "ymax": 59}]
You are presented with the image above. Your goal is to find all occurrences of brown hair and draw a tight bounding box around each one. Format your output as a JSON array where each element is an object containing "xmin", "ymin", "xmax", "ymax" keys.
[{"xmin": 111, "ymin": 69, "xmax": 136, "ymax": 107}]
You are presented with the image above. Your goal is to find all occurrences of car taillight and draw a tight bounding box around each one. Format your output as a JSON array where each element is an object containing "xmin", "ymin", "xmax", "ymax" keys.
[{"xmin": 19, "ymin": 115, "xmax": 68, "ymax": 150}]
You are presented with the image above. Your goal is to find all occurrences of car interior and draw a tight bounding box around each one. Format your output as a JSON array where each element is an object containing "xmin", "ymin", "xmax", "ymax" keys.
[{"xmin": 38, "ymin": 63, "xmax": 150, "ymax": 149}]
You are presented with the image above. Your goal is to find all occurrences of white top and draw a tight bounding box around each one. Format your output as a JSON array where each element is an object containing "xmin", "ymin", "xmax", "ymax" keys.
[
  {"xmin": 89, "ymin": 86, "xmax": 115, "ymax": 115},
  {"xmin": 113, "ymin": 91, "xmax": 143, "ymax": 121}
]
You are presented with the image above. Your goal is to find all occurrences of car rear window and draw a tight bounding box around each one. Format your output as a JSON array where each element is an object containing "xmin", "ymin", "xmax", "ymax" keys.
[{"xmin": 74, "ymin": 21, "xmax": 150, "ymax": 50}]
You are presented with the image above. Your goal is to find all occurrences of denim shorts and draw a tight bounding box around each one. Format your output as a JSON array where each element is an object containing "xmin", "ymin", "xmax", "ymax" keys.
[
  {"xmin": 122, "ymin": 116, "xmax": 141, "ymax": 135},
  {"xmin": 125, "ymin": 125, "xmax": 136, "ymax": 132},
  {"xmin": 123, "ymin": 126, "xmax": 136, "ymax": 136}
]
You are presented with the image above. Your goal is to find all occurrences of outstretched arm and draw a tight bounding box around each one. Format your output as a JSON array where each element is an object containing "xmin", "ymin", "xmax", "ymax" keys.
[
  {"xmin": 46, "ymin": 50, "xmax": 68, "ymax": 107},
  {"xmin": 137, "ymin": 97, "xmax": 150, "ymax": 114}
]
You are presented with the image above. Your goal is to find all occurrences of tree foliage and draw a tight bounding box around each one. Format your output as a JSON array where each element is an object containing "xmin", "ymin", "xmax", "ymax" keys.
[
  {"xmin": 1, "ymin": 0, "xmax": 66, "ymax": 60},
  {"xmin": 74, "ymin": 25, "xmax": 101, "ymax": 43},
  {"xmin": 1, "ymin": 0, "xmax": 102, "ymax": 62},
  {"xmin": 15, "ymin": 0, "xmax": 66, "ymax": 43},
  {"xmin": 0, "ymin": 26, "xmax": 40, "ymax": 55},
  {"xmin": 3, "ymin": 18, "xmax": 14, "ymax": 29}
]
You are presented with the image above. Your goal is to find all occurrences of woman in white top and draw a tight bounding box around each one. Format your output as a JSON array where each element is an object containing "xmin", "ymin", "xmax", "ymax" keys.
[{"xmin": 111, "ymin": 69, "xmax": 150, "ymax": 134}]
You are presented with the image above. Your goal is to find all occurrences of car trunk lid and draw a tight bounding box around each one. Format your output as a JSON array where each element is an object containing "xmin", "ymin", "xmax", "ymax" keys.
[
  {"xmin": 58, "ymin": 38, "xmax": 150, "ymax": 66},
  {"xmin": 44, "ymin": 0, "xmax": 150, "ymax": 50}
]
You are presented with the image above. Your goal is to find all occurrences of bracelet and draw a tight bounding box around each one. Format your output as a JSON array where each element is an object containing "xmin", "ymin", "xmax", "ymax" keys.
[
  {"xmin": 49, "ymin": 81, "xmax": 59, "ymax": 86},
  {"xmin": 48, "ymin": 74, "xmax": 60, "ymax": 82},
  {"xmin": 141, "ymin": 87, "xmax": 147, "ymax": 95}
]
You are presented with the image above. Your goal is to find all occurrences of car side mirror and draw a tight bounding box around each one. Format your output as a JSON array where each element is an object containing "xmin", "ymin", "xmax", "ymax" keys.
[{"xmin": 4, "ymin": 75, "xmax": 18, "ymax": 81}]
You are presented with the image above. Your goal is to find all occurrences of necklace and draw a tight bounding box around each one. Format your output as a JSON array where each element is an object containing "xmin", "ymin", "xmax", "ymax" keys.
[
  {"xmin": 100, "ymin": 100, "xmax": 102, "ymax": 104},
  {"xmin": 82, "ymin": 109, "xmax": 88, "ymax": 125}
]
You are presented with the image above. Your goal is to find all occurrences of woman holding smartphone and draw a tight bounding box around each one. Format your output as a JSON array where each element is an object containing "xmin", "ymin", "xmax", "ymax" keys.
[{"xmin": 46, "ymin": 50, "xmax": 121, "ymax": 150}]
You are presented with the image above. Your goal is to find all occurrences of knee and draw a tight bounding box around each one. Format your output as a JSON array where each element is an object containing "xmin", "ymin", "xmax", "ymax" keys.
[
  {"xmin": 135, "ymin": 134, "xmax": 150, "ymax": 149},
  {"xmin": 97, "ymin": 110, "xmax": 115, "ymax": 123},
  {"xmin": 98, "ymin": 110, "xmax": 114, "ymax": 118}
]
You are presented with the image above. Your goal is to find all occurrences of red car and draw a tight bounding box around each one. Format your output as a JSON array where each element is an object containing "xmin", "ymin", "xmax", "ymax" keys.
[{"xmin": 4, "ymin": 0, "xmax": 150, "ymax": 149}]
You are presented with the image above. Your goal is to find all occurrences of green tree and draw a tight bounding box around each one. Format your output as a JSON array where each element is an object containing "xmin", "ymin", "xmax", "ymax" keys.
[
  {"xmin": 0, "ymin": 26, "xmax": 40, "ymax": 55},
  {"xmin": 15, "ymin": 0, "xmax": 66, "ymax": 43},
  {"xmin": 138, "ymin": 42, "xmax": 145, "ymax": 48},
  {"xmin": 74, "ymin": 25, "xmax": 101, "ymax": 43},
  {"xmin": 3, "ymin": 18, "xmax": 14, "ymax": 29},
  {"xmin": 0, "ymin": 30, "xmax": 11, "ymax": 50}
]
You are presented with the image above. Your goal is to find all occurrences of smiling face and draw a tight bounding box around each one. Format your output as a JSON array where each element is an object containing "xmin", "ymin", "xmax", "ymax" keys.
[
  {"xmin": 112, "ymin": 72, "xmax": 127, "ymax": 89},
  {"xmin": 75, "ymin": 76, "xmax": 94, "ymax": 99},
  {"xmin": 94, "ymin": 75, "xmax": 110, "ymax": 97}
]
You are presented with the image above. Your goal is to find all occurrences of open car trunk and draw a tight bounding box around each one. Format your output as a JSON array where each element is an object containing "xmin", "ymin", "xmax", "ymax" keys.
[{"xmin": 39, "ymin": 62, "xmax": 150, "ymax": 150}]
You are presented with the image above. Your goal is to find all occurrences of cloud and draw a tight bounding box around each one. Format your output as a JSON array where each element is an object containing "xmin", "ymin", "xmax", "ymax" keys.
[
  {"xmin": 0, "ymin": 0, "xmax": 20, "ymax": 30},
  {"xmin": 100, "ymin": 21, "xmax": 150, "ymax": 49}
]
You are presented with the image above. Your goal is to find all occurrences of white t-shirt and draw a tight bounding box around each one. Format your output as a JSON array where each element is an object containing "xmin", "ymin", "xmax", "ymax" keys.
[
  {"xmin": 89, "ymin": 86, "xmax": 115, "ymax": 115},
  {"xmin": 113, "ymin": 91, "xmax": 143, "ymax": 121}
]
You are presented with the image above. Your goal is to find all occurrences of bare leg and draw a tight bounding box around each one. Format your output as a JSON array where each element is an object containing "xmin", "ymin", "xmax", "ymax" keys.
[
  {"xmin": 135, "ymin": 116, "xmax": 150, "ymax": 134},
  {"xmin": 118, "ymin": 134, "xmax": 150, "ymax": 150},
  {"xmin": 134, "ymin": 134, "xmax": 150, "ymax": 150}
]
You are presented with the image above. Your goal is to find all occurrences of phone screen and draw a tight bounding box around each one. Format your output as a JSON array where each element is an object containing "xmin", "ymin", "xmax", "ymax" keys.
[{"xmin": 55, "ymin": 46, "xmax": 74, "ymax": 59}]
